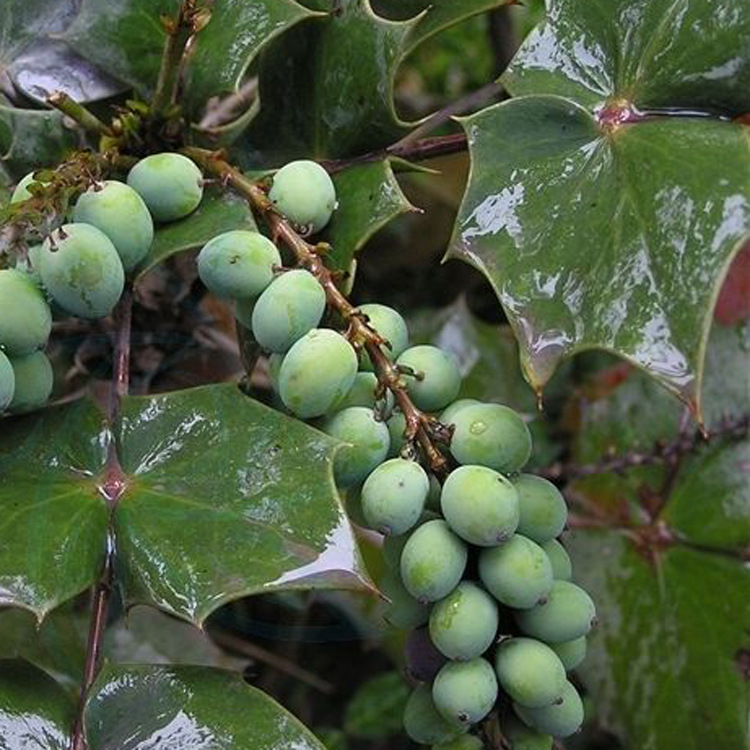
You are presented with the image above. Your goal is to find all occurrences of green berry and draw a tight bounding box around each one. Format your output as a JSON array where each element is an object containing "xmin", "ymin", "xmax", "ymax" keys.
[
  {"xmin": 503, "ymin": 715, "xmax": 552, "ymax": 750},
  {"xmin": 479, "ymin": 535, "xmax": 553, "ymax": 609},
  {"xmin": 73, "ymin": 180, "xmax": 154, "ymax": 271},
  {"xmin": 0, "ymin": 269, "xmax": 52, "ymax": 355},
  {"xmin": 335, "ymin": 371, "xmax": 393, "ymax": 414},
  {"xmin": 269, "ymin": 160, "xmax": 336, "ymax": 233},
  {"xmin": 450, "ymin": 403, "xmax": 532, "ymax": 473},
  {"xmin": 432, "ymin": 736, "xmax": 484, "ymax": 750},
  {"xmin": 381, "ymin": 571, "xmax": 429, "ymax": 629},
  {"xmin": 252, "ymin": 270, "xmax": 326, "ymax": 353},
  {"xmin": 440, "ymin": 398, "xmax": 479, "ymax": 425},
  {"xmin": 235, "ymin": 297, "xmax": 255, "ymax": 329},
  {"xmin": 267, "ymin": 353, "xmax": 284, "ymax": 392},
  {"xmin": 127, "ymin": 153, "xmax": 203, "ymax": 222},
  {"xmin": 8, "ymin": 352, "xmax": 53, "ymax": 413},
  {"xmin": 279, "ymin": 329, "xmax": 357, "ymax": 418},
  {"xmin": 400, "ymin": 519, "xmax": 467, "ymax": 603},
  {"xmin": 322, "ymin": 406, "xmax": 390, "ymax": 487},
  {"xmin": 0, "ymin": 350, "xmax": 16, "ymax": 411},
  {"xmin": 441, "ymin": 465, "xmax": 520, "ymax": 546},
  {"xmin": 397, "ymin": 345, "xmax": 461, "ymax": 412},
  {"xmin": 515, "ymin": 581, "xmax": 596, "ymax": 644},
  {"xmin": 358, "ymin": 303, "xmax": 409, "ymax": 370},
  {"xmin": 513, "ymin": 680, "xmax": 584, "ymax": 738},
  {"xmin": 542, "ymin": 539, "xmax": 572, "ymax": 581},
  {"xmin": 39, "ymin": 224, "xmax": 125, "ymax": 319},
  {"xmin": 15, "ymin": 245, "xmax": 43, "ymax": 286},
  {"xmin": 515, "ymin": 475, "xmax": 567, "ymax": 543},
  {"xmin": 198, "ymin": 231, "xmax": 281, "ymax": 300},
  {"xmin": 361, "ymin": 458, "xmax": 428, "ymax": 534},
  {"xmin": 495, "ymin": 637, "xmax": 566, "ymax": 708},
  {"xmin": 429, "ymin": 581, "xmax": 499, "ymax": 661},
  {"xmin": 433, "ymin": 658, "xmax": 498, "ymax": 726},
  {"xmin": 387, "ymin": 411, "xmax": 407, "ymax": 457},
  {"xmin": 10, "ymin": 172, "xmax": 39, "ymax": 203},
  {"xmin": 403, "ymin": 685, "xmax": 466, "ymax": 745},
  {"xmin": 550, "ymin": 637, "xmax": 587, "ymax": 671}
]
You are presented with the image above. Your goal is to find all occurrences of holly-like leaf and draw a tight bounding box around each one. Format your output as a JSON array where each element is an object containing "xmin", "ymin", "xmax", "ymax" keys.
[
  {"xmin": 84, "ymin": 664, "xmax": 326, "ymax": 749},
  {"xmin": 323, "ymin": 160, "xmax": 414, "ymax": 271},
  {"xmin": 0, "ymin": 385, "xmax": 370, "ymax": 624},
  {"xmin": 564, "ymin": 322, "xmax": 750, "ymax": 748},
  {"xmin": 0, "ymin": 660, "xmax": 74, "ymax": 750},
  {"xmin": 449, "ymin": 0, "xmax": 750, "ymax": 413},
  {"xmin": 136, "ymin": 186, "xmax": 257, "ymax": 279}
]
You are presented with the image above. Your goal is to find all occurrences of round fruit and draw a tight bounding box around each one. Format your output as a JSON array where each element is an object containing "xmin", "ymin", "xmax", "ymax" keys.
[
  {"xmin": 8, "ymin": 352, "xmax": 53, "ymax": 412},
  {"xmin": 542, "ymin": 539, "xmax": 572, "ymax": 581},
  {"xmin": 403, "ymin": 685, "xmax": 465, "ymax": 745},
  {"xmin": 0, "ymin": 269, "xmax": 52, "ymax": 355},
  {"xmin": 400, "ymin": 519, "xmax": 467, "ymax": 603},
  {"xmin": 269, "ymin": 160, "xmax": 336, "ymax": 233},
  {"xmin": 387, "ymin": 411, "xmax": 407, "ymax": 457},
  {"xmin": 515, "ymin": 581, "xmax": 596, "ymax": 643},
  {"xmin": 0, "ymin": 350, "xmax": 16, "ymax": 411},
  {"xmin": 405, "ymin": 627, "xmax": 448, "ymax": 683},
  {"xmin": 429, "ymin": 581, "xmax": 499, "ymax": 661},
  {"xmin": 479, "ymin": 535, "xmax": 553, "ymax": 609},
  {"xmin": 279, "ymin": 329, "xmax": 357, "ymax": 418},
  {"xmin": 127, "ymin": 153, "xmax": 203, "ymax": 222},
  {"xmin": 433, "ymin": 658, "xmax": 498, "ymax": 725},
  {"xmin": 73, "ymin": 180, "xmax": 154, "ymax": 271},
  {"xmin": 440, "ymin": 398, "xmax": 479, "ymax": 425},
  {"xmin": 450, "ymin": 403, "xmax": 532, "ymax": 473},
  {"xmin": 198, "ymin": 231, "xmax": 281, "ymax": 300},
  {"xmin": 361, "ymin": 457, "xmax": 428, "ymax": 534},
  {"xmin": 503, "ymin": 715, "xmax": 552, "ymax": 750},
  {"xmin": 251, "ymin": 269, "xmax": 326, "ymax": 353},
  {"xmin": 495, "ymin": 638, "xmax": 566, "ymax": 708},
  {"xmin": 336, "ymin": 371, "xmax": 393, "ymax": 413},
  {"xmin": 441, "ymin": 465, "xmax": 520, "ymax": 546},
  {"xmin": 267, "ymin": 353, "xmax": 284, "ymax": 393},
  {"xmin": 550, "ymin": 637, "xmax": 587, "ymax": 671},
  {"xmin": 431, "ymin": 736, "xmax": 484, "ymax": 750},
  {"xmin": 323, "ymin": 406, "xmax": 390, "ymax": 487},
  {"xmin": 11, "ymin": 172, "xmax": 39, "ymax": 203},
  {"xmin": 39, "ymin": 224, "xmax": 125, "ymax": 319},
  {"xmin": 381, "ymin": 570, "xmax": 430, "ymax": 629},
  {"xmin": 515, "ymin": 475, "xmax": 567, "ymax": 543},
  {"xmin": 513, "ymin": 680, "xmax": 584, "ymax": 738},
  {"xmin": 358, "ymin": 303, "xmax": 409, "ymax": 370},
  {"xmin": 397, "ymin": 345, "xmax": 461, "ymax": 412}
]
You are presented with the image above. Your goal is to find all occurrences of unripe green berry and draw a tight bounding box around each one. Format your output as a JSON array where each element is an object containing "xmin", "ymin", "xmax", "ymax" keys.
[
  {"xmin": 515, "ymin": 581, "xmax": 596, "ymax": 643},
  {"xmin": 515, "ymin": 474, "xmax": 567, "ymax": 543},
  {"xmin": 0, "ymin": 269, "xmax": 52, "ymax": 355},
  {"xmin": 495, "ymin": 637, "xmax": 566, "ymax": 708},
  {"xmin": 358, "ymin": 303, "xmax": 409, "ymax": 370},
  {"xmin": 361, "ymin": 457, "xmax": 428, "ymax": 534},
  {"xmin": 431, "ymin": 736, "xmax": 484, "ymax": 750},
  {"xmin": 198, "ymin": 231, "xmax": 281, "ymax": 299},
  {"xmin": 397, "ymin": 345, "xmax": 461, "ymax": 412},
  {"xmin": 550, "ymin": 637, "xmax": 587, "ymax": 671},
  {"xmin": 73, "ymin": 180, "xmax": 154, "ymax": 271},
  {"xmin": 432, "ymin": 658, "xmax": 498, "ymax": 726},
  {"xmin": 502, "ymin": 715, "xmax": 552, "ymax": 750},
  {"xmin": 381, "ymin": 570, "xmax": 429, "ymax": 629},
  {"xmin": 387, "ymin": 410, "xmax": 407, "ymax": 457},
  {"xmin": 0, "ymin": 350, "xmax": 16, "ymax": 411},
  {"xmin": 513, "ymin": 680, "xmax": 584, "ymax": 738},
  {"xmin": 269, "ymin": 160, "xmax": 336, "ymax": 233},
  {"xmin": 335, "ymin": 371, "xmax": 394, "ymax": 414},
  {"xmin": 542, "ymin": 539, "xmax": 572, "ymax": 581},
  {"xmin": 441, "ymin": 465, "xmax": 520, "ymax": 546},
  {"xmin": 10, "ymin": 172, "xmax": 39, "ymax": 204},
  {"xmin": 8, "ymin": 351, "xmax": 53, "ymax": 413},
  {"xmin": 403, "ymin": 685, "xmax": 466, "ymax": 745},
  {"xmin": 440, "ymin": 398, "xmax": 479, "ymax": 425}
]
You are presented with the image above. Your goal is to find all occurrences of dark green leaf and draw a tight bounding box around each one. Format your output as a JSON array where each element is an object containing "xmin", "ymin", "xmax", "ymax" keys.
[
  {"xmin": 343, "ymin": 671, "xmax": 409, "ymax": 739},
  {"xmin": 449, "ymin": 96, "xmax": 750, "ymax": 411},
  {"xmin": 136, "ymin": 186, "xmax": 257, "ymax": 279},
  {"xmin": 0, "ymin": 400, "xmax": 109, "ymax": 620},
  {"xmin": 323, "ymin": 160, "xmax": 414, "ymax": 271},
  {"xmin": 84, "ymin": 664, "xmax": 326, "ymax": 749},
  {"xmin": 0, "ymin": 0, "xmax": 76, "ymax": 68},
  {"xmin": 0, "ymin": 660, "xmax": 74, "ymax": 750}
]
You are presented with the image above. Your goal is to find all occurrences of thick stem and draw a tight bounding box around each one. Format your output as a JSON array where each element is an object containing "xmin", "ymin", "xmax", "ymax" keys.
[
  {"xmin": 183, "ymin": 147, "xmax": 452, "ymax": 476},
  {"xmin": 47, "ymin": 92, "xmax": 112, "ymax": 137},
  {"xmin": 70, "ymin": 292, "xmax": 133, "ymax": 750}
]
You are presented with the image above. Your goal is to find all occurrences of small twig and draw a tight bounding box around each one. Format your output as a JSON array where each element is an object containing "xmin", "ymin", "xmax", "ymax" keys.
[
  {"xmin": 541, "ymin": 413, "xmax": 750, "ymax": 482},
  {"xmin": 47, "ymin": 91, "xmax": 113, "ymax": 138},
  {"xmin": 183, "ymin": 147, "xmax": 452, "ymax": 476}
]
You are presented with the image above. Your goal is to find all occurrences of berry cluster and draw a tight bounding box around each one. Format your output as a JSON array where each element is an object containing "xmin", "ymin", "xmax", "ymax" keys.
[
  {"xmin": 195, "ymin": 160, "xmax": 597, "ymax": 749},
  {"xmin": 1, "ymin": 153, "xmax": 205, "ymax": 415}
]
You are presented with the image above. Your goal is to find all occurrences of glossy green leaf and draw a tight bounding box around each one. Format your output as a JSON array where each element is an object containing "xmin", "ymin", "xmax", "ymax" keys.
[
  {"xmin": 323, "ymin": 160, "xmax": 414, "ymax": 271},
  {"xmin": 84, "ymin": 664, "xmax": 326, "ymax": 749},
  {"xmin": 449, "ymin": 95, "xmax": 750, "ymax": 412},
  {"xmin": 136, "ymin": 186, "xmax": 257, "ymax": 279},
  {"xmin": 0, "ymin": 105, "xmax": 78, "ymax": 178},
  {"xmin": 0, "ymin": 400, "xmax": 109, "ymax": 620},
  {"xmin": 0, "ymin": 660, "xmax": 74, "ymax": 750},
  {"xmin": 0, "ymin": 0, "xmax": 75, "ymax": 67},
  {"xmin": 565, "ymin": 322, "xmax": 750, "ymax": 748},
  {"xmin": 0, "ymin": 385, "xmax": 370, "ymax": 624}
]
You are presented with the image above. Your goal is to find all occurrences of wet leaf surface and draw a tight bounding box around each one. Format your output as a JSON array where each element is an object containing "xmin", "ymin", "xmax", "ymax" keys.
[{"xmin": 84, "ymin": 664, "xmax": 326, "ymax": 750}]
